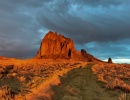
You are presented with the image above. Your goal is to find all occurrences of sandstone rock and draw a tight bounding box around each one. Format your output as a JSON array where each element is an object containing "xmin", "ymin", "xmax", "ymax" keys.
[
  {"xmin": 35, "ymin": 31, "xmax": 103, "ymax": 62},
  {"xmin": 81, "ymin": 49, "xmax": 92, "ymax": 62},
  {"xmin": 81, "ymin": 49, "xmax": 104, "ymax": 62},
  {"xmin": 108, "ymin": 58, "xmax": 113, "ymax": 63},
  {"xmin": 36, "ymin": 31, "xmax": 76, "ymax": 59}
]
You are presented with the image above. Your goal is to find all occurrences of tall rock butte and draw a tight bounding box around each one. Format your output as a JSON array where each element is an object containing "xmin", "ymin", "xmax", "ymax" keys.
[{"xmin": 35, "ymin": 31, "xmax": 103, "ymax": 62}]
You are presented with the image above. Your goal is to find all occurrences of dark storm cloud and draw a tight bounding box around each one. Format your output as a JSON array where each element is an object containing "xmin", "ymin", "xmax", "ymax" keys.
[
  {"xmin": 0, "ymin": 0, "xmax": 130, "ymax": 62},
  {"xmin": 0, "ymin": 0, "xmax": 44, "ymax": 58},
  {"xmin": 37, "ymin": 0, "xmax": 130, "ymax": 44}
]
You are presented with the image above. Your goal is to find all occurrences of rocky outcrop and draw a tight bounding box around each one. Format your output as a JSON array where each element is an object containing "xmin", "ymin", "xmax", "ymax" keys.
[
  {"xmin": 108, "ymin": 58, "xmax": 113, "ymax": 63},
  {"xmin": 0, "ymin": 56, "xmax": 9, "ymax": 60},
  {"xmin": 80, "ymin": 49, "xmax": 104, "ymax": 62},
  {"xmin": 0, "ymin": 56, "xmax": 16, "ymax": 60},
  {"xmin": 35, "ymin": 31, "xmax": 76, "ymax": 59},
  {"xmin": 81, "ymin": 49, "xmax": 92, "ymax": 62},
  {"xmin": 35, "ymin": 31, "xmax": 103, "ymax": 62}
]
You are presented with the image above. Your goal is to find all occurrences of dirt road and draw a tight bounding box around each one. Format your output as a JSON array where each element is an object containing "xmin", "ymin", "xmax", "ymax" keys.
[{"xmin": 52, "ymin": 64, "xmax": 120, "ymax": 100}]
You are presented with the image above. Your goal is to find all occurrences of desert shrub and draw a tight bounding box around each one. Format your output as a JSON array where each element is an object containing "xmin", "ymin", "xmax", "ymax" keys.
[
  {"xmin": 0, "ymin": 77, "xmax": 21, "ymax": 94},
  {"xmin": 5, "ymin": 65, "xmax": 14, "ymax": 71},
  {"xmin": 0, "ymin": 68, "xmax": 7, "ymax": 74},
  {"xmin": 0, "ymin": 85, "xmax": 15, "ymax": 100},
  {"xmin": 118, "ymin": 92, "xmax": 129, "ymax": 100},
  {"xmin": 18, "ymin": 76, "xmax": 26, "ymax": 82}
]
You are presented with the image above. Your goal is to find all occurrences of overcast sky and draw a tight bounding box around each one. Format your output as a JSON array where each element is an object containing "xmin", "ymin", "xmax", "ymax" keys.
[{"xmin": 0, "ymin": 0, "xmax": 130, "ymax": 63}]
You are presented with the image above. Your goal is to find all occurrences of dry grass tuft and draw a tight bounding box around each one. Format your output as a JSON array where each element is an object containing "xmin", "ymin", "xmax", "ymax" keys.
[{"xmin": 92, "ymin": 63, "xmax": 130, "ymax": 93}]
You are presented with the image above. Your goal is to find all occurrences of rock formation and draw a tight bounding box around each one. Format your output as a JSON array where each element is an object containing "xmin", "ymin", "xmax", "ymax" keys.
[
  {"xmin": 81, "ymin": 49, "xmax": 93, "ymax": 62},
  {"xmin": 108, "ymin": 58, "xmax": 113, "ymax": 63},
  {"xmin": 0, "ymin": 56, "xmax": 16, "ymax": 60},
  {"xmin": 35, "ymin": 31, "xmax": 76, "ymax": 59},
  {"xmin": 0, "ymin": 56, "xmax": 9, "ymax": 60},
  {"xmin": 35, "ymin": 31, "xmax": 103, "ymax": 62}
]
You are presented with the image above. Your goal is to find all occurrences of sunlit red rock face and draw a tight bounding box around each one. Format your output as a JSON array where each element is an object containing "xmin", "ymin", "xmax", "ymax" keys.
[
  {"xmin": 81, "ymin": 49, "xmax": 103, "ymax": 62},
  {"xmin": 35, "ymin": 31, "xmax": 103, "ymax": 62},
  {"xmin": 36, "ymin": 31, "xmax": 77, "ymax": 59}
]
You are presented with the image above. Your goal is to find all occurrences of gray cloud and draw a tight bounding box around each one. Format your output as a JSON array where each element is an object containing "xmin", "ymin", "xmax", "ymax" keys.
[
  {"xmin": 76, "ymin": 39, "xmax": 130, "ymax": 60},
  {"xmin": 72, "ymin": 0, "xmax": 128, "ymax": 6},
  {"xmin": 0, "ymin": 0, "xmax": 44, "ymax": 58},
  {"xmin": 36, "ymin": 0, "xmax": 130, "ymax": 44}
]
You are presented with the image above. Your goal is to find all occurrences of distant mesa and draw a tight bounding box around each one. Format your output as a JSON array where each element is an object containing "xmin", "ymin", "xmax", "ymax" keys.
[
  {"xmin": 35, "ymin": 31, "xmax": 104, "ymax": 62},
  {"xmin": 108, "ymin": 58, "xmax": 113, "ymax": 63},
  {"xmin": 0, "ymin": 56, "xmax": 12, "ymax": 60},
  {"xmin": 0, "ymin": 56, "xmax": 7, "ymax": 60}
]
